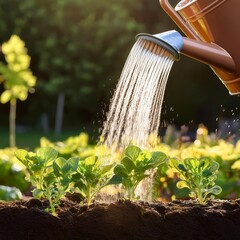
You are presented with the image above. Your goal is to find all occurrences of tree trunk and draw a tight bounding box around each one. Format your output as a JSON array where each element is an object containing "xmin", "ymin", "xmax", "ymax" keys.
[
  {"xmin": 55, "ymin": 93, "xmax": 65, "ymax": 135},
  {"xmin": 9, "ymin": 98, "xmax": 16, "ymax": 148}
]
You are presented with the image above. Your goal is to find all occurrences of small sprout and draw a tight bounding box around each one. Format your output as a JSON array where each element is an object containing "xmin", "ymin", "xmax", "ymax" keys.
[
  {"xmin": 168, "ymin": 157, "xmax": 222, "ymax": 204},
  {"xmin": 15, "ymin": 147, "xmax": 79, "ymax": 215},
  {"xmin": 108, "ymin": 145, "xmax": 167, "ymax": 200},
  {"xmin": 72, "ymin": 156, "xmax": 114, "ymax": 206}
]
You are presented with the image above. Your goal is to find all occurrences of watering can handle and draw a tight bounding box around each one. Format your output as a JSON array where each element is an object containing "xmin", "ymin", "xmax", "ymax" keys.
[{"xmin": 159, "ymin": 0, "xmax": 199, "ymax": 40}]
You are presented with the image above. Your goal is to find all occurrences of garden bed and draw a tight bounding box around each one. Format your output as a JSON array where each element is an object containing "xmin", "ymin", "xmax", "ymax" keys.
[{"xmin": 0, "ymin": 198, "xmax": 240, "ymax": 240}]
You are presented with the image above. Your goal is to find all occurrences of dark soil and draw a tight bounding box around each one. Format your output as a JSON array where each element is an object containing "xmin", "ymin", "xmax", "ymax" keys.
[{"xmin": 0, "ymin": 198, "xmax": 240, "ymax": 240}]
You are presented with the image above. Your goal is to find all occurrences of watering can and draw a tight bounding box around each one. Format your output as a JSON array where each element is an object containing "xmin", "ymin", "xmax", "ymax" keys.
[{"xmin": 137, "ymin": 0, "xmax": 240, "ymax": 95}]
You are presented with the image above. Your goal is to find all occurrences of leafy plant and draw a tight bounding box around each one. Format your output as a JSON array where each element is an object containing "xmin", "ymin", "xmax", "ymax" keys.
[
  {"xmin": 72, "ymin": 156, "xmax": 114, "ymax": 205},
  {"xmin": 108, "ymin": 145, "xmax": 167, "ymax": 200},
  {"xmin": 15, "ymin": 147, "xmax": 79, "ymax": 215},
  {"xmin": 0, "ymin": 35, "xmax": 36, "ymax": 147},
  {"xmin": 168, "ymin": 157, "xmax": 222, "ymax": 204}
]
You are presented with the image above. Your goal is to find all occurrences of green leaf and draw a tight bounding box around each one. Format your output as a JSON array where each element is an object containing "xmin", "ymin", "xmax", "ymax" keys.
[
  {"xmin": 178, "ymin": 164, "xmax": 187, "ymax": 172},
  {"xmin": 107, "ymin": 174, "xmax": 122, "ymax": 185},
  {"xmin": 32, "ymin": 188, "xmax": 44, "ymax": 198},
  {"xmin": 122, "ymin": 157, "xmax": 135, "ymax": 173},
  {"xmin": 100, "ymin": 163, "xmax": 114, "ymax": 175},
  {"xmin": 53, "ymin": 157, "xmax": 67, "ymax": 177},
  {"xmin": 37, "ymin": 147, "xmax": 58, "ymax": 165},
  {"xmin": 68, "ymin": 157, "xmax": 79, "ymax": 172},
  {"xmin": 15, "ymin": 149, "xmax": 28, "ymax": 166},
  {"xmin": 44, "ymin": 172, "xmax": 56, "ymax": 185},
  {"xmin": 189, "ymin": 192, "xmax": 196, "ymax": 198},
  {"xmin": 31, "ymin": 163, "xmax": 44, "ymax": 173},
  {"xmin": 176, "ymin": 180, "xmax": 189, "ymax": 189},
  {"xmin": 85, "ymin": 156, "xmax": 97, "ymax": 165},
  {"xmin": 150, "ymin": 151, "xmax": 166, "ymax": 166},
  {"xmin": 114, "ymin": 164, "xmax": 128, "ymax": 178},
  {"xmin": 208, "ymin": 185, "xmax": 222, "ymax": 195},
  {"xmin": 202, "ymin": 169, "xmax": 212, "ymax": 177},
  {"xmin": 209, "ymin": 161, "xmax": 219, "ymax": 172},
  {"xmin": 125, "ymin": 145, "xmax": 141, "ymax": 161},
  {"xmin": 168, "ymin": 158, "xmax": 179, "ymax": 170}
]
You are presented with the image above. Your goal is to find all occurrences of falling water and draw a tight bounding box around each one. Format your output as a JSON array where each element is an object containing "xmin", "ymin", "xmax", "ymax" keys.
[{"xmin": 102, "ymin": 38, "xmax": 175, "ymax": 149}]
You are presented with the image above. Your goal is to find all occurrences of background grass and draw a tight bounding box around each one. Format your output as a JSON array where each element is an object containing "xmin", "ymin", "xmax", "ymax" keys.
[{"xmin": 0, "ymin": 127, "xmax": 100, "ymax": 150}]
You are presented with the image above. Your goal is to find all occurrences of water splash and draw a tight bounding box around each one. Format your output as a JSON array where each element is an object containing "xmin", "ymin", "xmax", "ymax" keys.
[{"xmin": 102, "ymin": 39, "xmax": 175, "ymax": 150}]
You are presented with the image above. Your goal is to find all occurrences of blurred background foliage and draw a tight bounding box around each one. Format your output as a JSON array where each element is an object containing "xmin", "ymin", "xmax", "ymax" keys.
[{"xmin": 0, "ymin": 0, "xmax": 239, "ymax": 140}]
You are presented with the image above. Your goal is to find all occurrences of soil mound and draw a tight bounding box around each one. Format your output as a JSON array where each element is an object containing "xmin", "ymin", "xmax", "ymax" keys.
[{"xmin": 0, "ymin": 199, "xmax": 239, "ymax": 240}]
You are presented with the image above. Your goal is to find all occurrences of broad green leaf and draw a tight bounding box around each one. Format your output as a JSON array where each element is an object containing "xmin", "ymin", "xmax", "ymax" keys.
[
  {"xmin": 62, "ymin": 163, "xmax": 72, "ymax": 176},
  {"xmin": 150, "ymin": 151, "xmax": 166, "ymax": 166},
  {"xmin": 198, "ymin": 160, "xmax": 206, "ymax": 169},
  {"xmin": 31, "ymin": 163, "xmax": 44, "ymax": 173},
  {"xmin": 74, "ymin": 179, "xmax": 86, "ymax": 190},
  {"xmin": 178, "ymin": 164, "xmax": 187, "ymax": 172},
  {"xmin": 168, "ymin": 158, "xmax": 179, "ymax": 171},
  {"xmin": 61, "ymin": 178, "xmax": 71, "ymax": 187},
  {"xmin": 176, "ymin": 180, "xmax": 189, "ymax": 189},
  {"xmin": 53, "ymin": 157, "xmax": 67, "ymax": 177},
  {"xmin": 114, "ymin": 164, "xmax": 128, "ymax": 178},
  {"xmin": 44, "ymin": 172, "xmax": 55, "ymax": 185},
  {"xmin": 125, "ymin": 145, "xmax": 141, "ymax": 161},
  {"xmin": 100, "ymin": 163, "xmax": 114, "ymax": 175},
  {"xmin": 54, "ymin": 157, "xmax": 67, "ymax": 168},
  {"xmin": 202, "ymin": 169, "xmax": 212, "ymax": 177},
  {"xmin": 184, "ymin": 158, "xmax": 199, "ymax": 170},
  {"xmin": 122, "ymin": 157, "xmax": 135, "ymax": 173},
  {"xmin": 37, "ymin": 147, "xmax": 58, "ymax": 165},
  {"xmin": 68, "ymin": 157, "xmax": 80, "ymax": 172},
  {"xmin": 15, "ymin": 149, "xmax": 28, "ymax": 165},
  {"xmin": 107, "ymin": 174, "xmax": 122, "ymax": 185},
  {"xmin": 71, "ymin": 172, "xmax": 82, "ymax": 182}
]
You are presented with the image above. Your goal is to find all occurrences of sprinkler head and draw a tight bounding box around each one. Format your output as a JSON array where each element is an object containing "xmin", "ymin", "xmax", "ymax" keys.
[{"xmin": 136, "ymin": 30, "xmax": 184, "ymax": 61}]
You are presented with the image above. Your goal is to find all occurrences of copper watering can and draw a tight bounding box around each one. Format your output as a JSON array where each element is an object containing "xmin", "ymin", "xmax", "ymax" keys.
[{"xmin": 137, "ymin": 0, "xmax": 240, "ymax": 95}]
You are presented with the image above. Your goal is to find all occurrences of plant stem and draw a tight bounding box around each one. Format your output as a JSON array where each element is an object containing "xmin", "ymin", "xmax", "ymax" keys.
[
  {"xmin": 87, "ymin": 186, "xmax": 92, "ymax": 206},
  {"xmin": 9, "ymin": 98, "xmax": 16, "ymax": 148}
]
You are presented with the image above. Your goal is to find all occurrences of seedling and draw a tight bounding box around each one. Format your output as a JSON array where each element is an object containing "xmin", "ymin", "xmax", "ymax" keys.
[
  {"xmin": 72, "ymin": 156, "xmax": 114, "ymax": 205},
  {"xmin": 168, "ymin": 157, "xmax": 222, "ymax": 204},
  {"xmin": 108, "ymin": 145, "xmax": 167, "ymax": 200},
  {"xmin": 15, "ymin": 147, "xmax": 79, "ymax": 215}
]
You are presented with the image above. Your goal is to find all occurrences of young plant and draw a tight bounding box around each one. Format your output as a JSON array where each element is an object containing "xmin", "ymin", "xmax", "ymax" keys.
[
  {"xmin": 168, "ymin": 157, "xmax": 222, "ymax": 204},
  {"xmin": 108, "ymin": 145, "xmax": 167, "ymax": 200},
  {"xmin": 72, "ymin": 156, "xmax": 114, "ymax": 205},
  {"xmin": 15, "ymin": 147, "xmax": 79, "ymax": 215}
]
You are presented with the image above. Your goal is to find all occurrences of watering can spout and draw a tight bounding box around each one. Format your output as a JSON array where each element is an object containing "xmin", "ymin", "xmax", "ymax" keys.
[
  {"xmin": 157, "ymin": 0, "xmax": 240, "ymax": 95},
  {"xmin": 181, "ymin": 38, "xmax": 236, "ymax": 74}
]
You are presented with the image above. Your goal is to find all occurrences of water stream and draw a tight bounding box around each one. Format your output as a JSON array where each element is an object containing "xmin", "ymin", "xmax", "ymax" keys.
[
  {"xmin": 102, "ymin": 38, "xmax": 175, "ymax": 150},
  {"xmin": 101, "ymin": 38, "xmax": 175, "ymax": 201}
]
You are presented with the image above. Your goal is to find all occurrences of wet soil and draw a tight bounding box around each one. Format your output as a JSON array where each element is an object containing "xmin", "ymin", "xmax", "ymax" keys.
[{"xmin": 0, "ymin": 198, "xmax": 240, "ymax": 240}]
